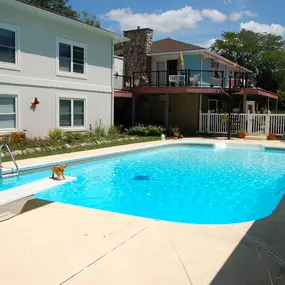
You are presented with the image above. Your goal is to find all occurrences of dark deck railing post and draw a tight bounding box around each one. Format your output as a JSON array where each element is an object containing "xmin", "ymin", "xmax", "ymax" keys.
[
  {"xmin": 133, "ymin": 72, "xmax": 135, "ymax": 88},
  {"xmin": 187, "ymin": 69, "xmax": 189, "ymax": 86},
  {"xmin": 221, "ymin": 71, "xmax": 224, "ymax": 88},
  {"xmin": 157, "ymin": 70, "xmax": 160, "ymax": 87}
]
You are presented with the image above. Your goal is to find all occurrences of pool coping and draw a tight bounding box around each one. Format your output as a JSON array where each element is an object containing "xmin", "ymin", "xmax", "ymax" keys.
[{"xmin": 2, "ymin": 140, "xmax": 285, "ymax": 176}]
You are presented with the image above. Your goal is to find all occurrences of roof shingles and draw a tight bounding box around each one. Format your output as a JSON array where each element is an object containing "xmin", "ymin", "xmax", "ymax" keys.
[{"xmin": 149, "ymin": 38, "xmax": 204, "ymax": 54}]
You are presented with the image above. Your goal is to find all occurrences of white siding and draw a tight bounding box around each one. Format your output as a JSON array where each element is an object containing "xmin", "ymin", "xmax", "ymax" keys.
[{"xmin": 0, "ymin": 1, "xmax": 114, "ymax": 136}]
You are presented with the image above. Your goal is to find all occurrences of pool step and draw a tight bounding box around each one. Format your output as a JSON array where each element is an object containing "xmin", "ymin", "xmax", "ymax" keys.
[{"xmin": 2, "ymin": 172, "xmax": 18, "ymax": 178}]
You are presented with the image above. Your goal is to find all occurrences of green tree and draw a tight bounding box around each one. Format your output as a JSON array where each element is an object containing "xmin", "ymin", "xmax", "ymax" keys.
[
  {"xmin": 211, "ymin": 29, "xmax": 285, "ymax": 94},
  {"xmin": 27, "ymin": 0, "xmax": 100, "ymax": 27},
  {"xmin": 78, "ymin": 10, "xmax": 100, "ymax": 28}
]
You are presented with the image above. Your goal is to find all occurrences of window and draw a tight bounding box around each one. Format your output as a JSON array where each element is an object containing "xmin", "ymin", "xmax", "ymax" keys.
[
  {"xmin": 210, "ymin": 59, "xmax": 219, "ymax": 69},
  {"xmin": 0, "ymin": 97, "xmax": 16, "ymax": 130},
  {"xmin": 57, "ymin": 38, "xmax": 86, "ymax": 78},
  {"xmin": 208, "ymin": 99, "xmax": 224, "ymax": 113},
  {"xmin": 59, "ymin": 99, "xmax": 85, "ymax": 128},
  {"xmin": 0, "ymin": 23, "xmax": 20, "ymax": 70}
]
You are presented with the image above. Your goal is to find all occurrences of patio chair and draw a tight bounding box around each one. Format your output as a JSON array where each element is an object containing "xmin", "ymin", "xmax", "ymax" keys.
[
  {"xmin": 189, "ymin": 74, "xmax": 200, "ymax": 86},
  {"xmin": 169, "ymin": 75, "xmax": 179, "ymax": 86},
  {"xmin": 125, "ymin": 81, "xmax": 130, "ymax": 90}
]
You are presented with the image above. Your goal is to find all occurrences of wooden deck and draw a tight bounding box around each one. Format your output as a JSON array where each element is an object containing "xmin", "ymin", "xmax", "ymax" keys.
[{"xmin": 125, "ymin": 86, "xmax": 278, "ymax": 99}]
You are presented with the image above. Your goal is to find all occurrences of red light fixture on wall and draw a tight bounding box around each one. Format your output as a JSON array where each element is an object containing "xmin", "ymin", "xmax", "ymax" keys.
[{"xmin": 31, "ymin": 97, "xmax": 40, "ymax": 109}]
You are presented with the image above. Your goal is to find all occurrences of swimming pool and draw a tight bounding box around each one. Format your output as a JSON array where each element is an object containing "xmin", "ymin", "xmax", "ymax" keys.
[{"xmin": 1, "ymin": 144, "xmax": 285, "ymax": 224}]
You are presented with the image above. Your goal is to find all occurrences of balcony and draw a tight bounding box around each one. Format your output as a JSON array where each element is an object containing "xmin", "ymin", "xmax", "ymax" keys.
[{"xmin": 132, "ymin": 70, "xmax": 258, "ymax": 90}]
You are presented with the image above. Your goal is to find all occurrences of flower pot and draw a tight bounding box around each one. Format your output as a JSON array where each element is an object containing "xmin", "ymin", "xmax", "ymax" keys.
[
  {"xmin": 267, "ymin": 133, "xmax": 276, "ymax": 140},
  {"xmin": 239, "ymin": 132, "xmax": 246, "ymax": 139}
]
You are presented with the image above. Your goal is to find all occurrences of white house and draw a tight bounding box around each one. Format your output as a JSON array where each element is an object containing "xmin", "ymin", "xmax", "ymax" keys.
[{"xmin": 0, "ymin": 0, "xmax": 127, "ymax": 137}]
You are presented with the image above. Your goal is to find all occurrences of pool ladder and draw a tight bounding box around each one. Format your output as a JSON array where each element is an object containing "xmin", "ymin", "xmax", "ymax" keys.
[{"xmin": 0, "ymin": 144, "xmax": 19, "ymax": 178}]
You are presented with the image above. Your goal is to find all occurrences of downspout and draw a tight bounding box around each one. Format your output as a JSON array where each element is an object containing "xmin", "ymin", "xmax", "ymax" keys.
[{"xmin": 111, "ymin": 40, "xmax": 114, "ymax": 126}]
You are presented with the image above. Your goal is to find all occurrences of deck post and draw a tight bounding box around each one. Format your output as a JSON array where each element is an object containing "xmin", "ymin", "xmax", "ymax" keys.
[
  {"xmin": 265, "ymin": 114, "xmax": 270, "ymax": 135},
  {"xmin": 243, "ymin": 94, "xmax": 247, "ymax": 113},
  {"xmin": 164, "ymin": 93, "xmax": 169, "ymax": 130},
  {"xmin": 132, "ymin": 93, "xmax": 136, "ymax": 126},
  {"xmin": 199, "ymin": 94, "xmax": 202, "ymax": 133},
  {"xmin": 267, "ymin": 97, "xmax": 270, "ymax": 112},
  {"xmin": 207, "ymin": 110, "xmax": 210, "ymax": 133}
]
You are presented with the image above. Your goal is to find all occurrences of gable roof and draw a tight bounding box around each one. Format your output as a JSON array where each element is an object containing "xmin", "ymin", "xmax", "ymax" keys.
[
  {"xmin": 149, "ymin": 38, "xmax": 204, "ymax": 55},
  {"xmin": 10, "ymin": 0, "xmax": 128, "ymax": 43}
]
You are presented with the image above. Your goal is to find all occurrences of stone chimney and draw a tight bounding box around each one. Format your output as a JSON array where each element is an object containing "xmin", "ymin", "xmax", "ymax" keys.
[{"xmin": 123, "ymin": 27, "xmax": 153, "ymax": 78}]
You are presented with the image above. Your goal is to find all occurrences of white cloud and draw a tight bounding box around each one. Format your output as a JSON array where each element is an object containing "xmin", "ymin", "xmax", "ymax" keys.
[
  {"xmin": 240, "ymin": 21, "xmax": 285, "ymax": 35},
  {"xmin": 104, "ymin": 7, "xmax": 203, "ymax": 33},
  {"xmin": 230, "ymin": 10, "xmax": 257, "ymax": 21},
  {"xmin": 244, "ymin": 10, "xmax": 257, "ymax": 17},
  {"xmin": 230, "ymin": 11, "xmax": 243, "ymax": 21},
  {"xmin": 196, "ymin": 38, "xmax": 216, "ymax": 48},
  {"xmin": 201, "ymin": 9, "xmax": 227, "ymax": 22},
  {"xmin": 104, "ymin": 6, "xmax": 227, "ymax": 33}
]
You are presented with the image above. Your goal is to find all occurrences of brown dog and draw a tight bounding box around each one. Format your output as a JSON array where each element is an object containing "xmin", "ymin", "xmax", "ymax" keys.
[{"xmin": 52, "ymin": 163, "xmax": 67, "ymax": 180}]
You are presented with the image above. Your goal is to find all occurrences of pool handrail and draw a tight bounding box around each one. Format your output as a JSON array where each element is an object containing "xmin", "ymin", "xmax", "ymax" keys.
[{"xmin": 0, "ymin": 144, "xmax": 19, "ymax": 177}]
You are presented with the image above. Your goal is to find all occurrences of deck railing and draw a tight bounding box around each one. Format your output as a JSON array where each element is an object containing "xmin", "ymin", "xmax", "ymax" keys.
[
  {"xmin": 114, "ymin": 74, "xmax": 132, "ymax": 91},
  {"xmin": 132, "ymin": 70, "xmax": 258, "ymax": 89},
  {"xmin": 199, "ymin": 112, "xmax": 285, "ymax": 136}
]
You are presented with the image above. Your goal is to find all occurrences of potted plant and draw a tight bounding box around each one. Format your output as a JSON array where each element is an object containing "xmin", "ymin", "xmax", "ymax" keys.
[
  {"xmin": 239, "ymin": 128, "xmax": 246, "ymax": 139},
  {"xmin": 171, "ymin": 126, "xmax": 183, "ymax": 139},
  {"xmin": 267, "ymin": 133, "xmax": 276, "ymax": 140}
]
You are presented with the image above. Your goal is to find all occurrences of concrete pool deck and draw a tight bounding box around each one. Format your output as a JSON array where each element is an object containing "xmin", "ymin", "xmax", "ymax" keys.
[{"xmin": 1, "ymin": 138, "xmax": 285, "ymax": 285}]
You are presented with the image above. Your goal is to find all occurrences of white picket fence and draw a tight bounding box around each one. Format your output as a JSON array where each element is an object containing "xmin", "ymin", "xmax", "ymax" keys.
[{"xmin": 199, "ymin": 112, "xmax": 285, "ymax": 136}]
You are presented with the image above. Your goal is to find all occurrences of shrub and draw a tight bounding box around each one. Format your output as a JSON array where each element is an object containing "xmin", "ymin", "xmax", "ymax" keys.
[
  {"xmin": 0, "ymin": 134, "xmax": 11, "ymax": 144},
  {"xmin": 93, "ymin": 119, "xmax": 105, "ymax": 137},
  {"xmin": 63, "ymin": 132, "xmax": 81, "ymax": 143},
  {"xmin": 128, "ymin": 125, "xmax": 165, "ymax": 136},
  {"xmin": 107, "ymin": 125, "xmax": 120, "ymax": 138},
  {"xmin": 10, "ymin": 131, "xmax": 26, "ymax": 143},
  {"xmin": 48, "ymin": 129, "xmax": 65, "ymax": 141}
]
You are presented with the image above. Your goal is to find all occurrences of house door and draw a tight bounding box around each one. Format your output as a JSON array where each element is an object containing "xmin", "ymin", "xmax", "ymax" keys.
[
  {"xmin": 246, "ymin": 101, "xmax": 255, "ymax": 114},
  {"xmin": 157, "ymin": 61, "xmax": 166, "ymax": 86},
  {"xmin": 167, "ymin": 60, "xmax": 178, "ymax": 75},
  {"xmin": 167, "ymin": 60, "xmax": 178, "ymax": 86}
]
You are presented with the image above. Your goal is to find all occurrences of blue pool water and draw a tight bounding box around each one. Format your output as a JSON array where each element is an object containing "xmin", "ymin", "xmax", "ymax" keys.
[{"xmin": 1, "ymin": 145, "xmax": 285, "ymax": 224}]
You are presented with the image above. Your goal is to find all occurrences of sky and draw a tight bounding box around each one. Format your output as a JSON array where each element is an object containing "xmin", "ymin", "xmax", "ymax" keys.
[{"xmin": 70, "ymin": 0, "xmax": 285, "ymax": 47}]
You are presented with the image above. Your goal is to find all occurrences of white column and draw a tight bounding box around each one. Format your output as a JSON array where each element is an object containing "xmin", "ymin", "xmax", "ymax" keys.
[
  {"xmin": 265, "ymin": 114, "xmax": 270, "ymax": 134},
  {"xmin": 247, "ymin": 111, "xmax": 253, "ymax": 135},
  {"xmin": 207, "ymin": 110, "xmax": 210, "ymax": 133}
]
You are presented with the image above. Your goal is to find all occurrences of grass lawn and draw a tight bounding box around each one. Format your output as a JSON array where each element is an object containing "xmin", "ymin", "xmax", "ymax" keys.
[{"xmin": 2, "ymin": 136, "xmax": 160, "ymax": 162}]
